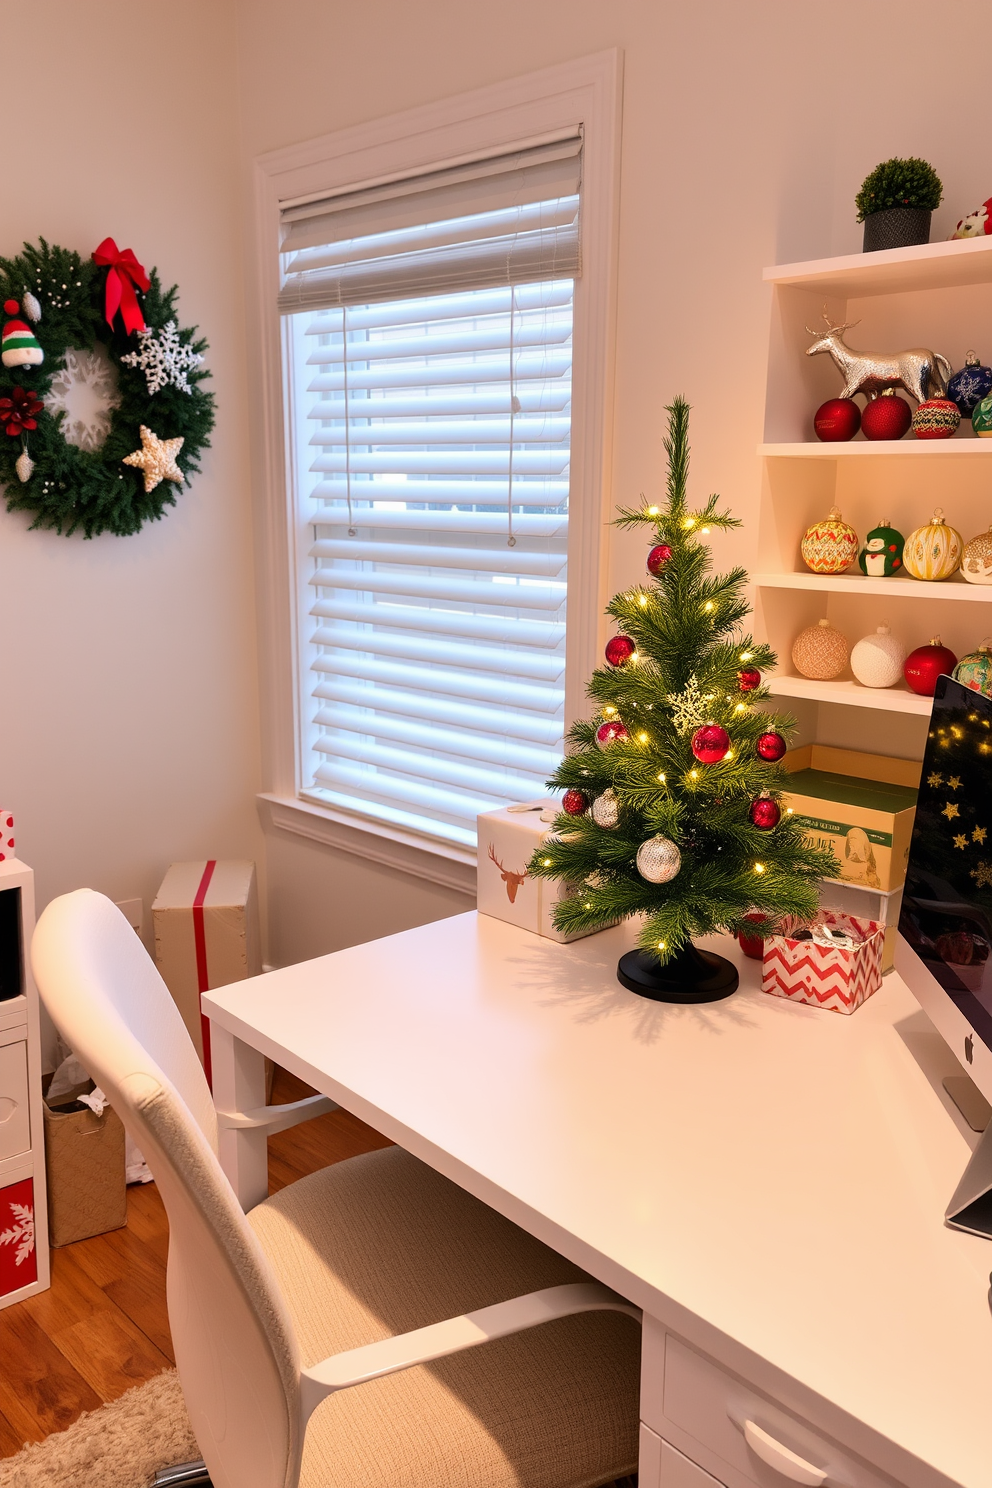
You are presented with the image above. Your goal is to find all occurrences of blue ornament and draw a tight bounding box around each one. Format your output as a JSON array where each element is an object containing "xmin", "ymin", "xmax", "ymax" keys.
[{"xmin": 947, "ymin": 351, "xmax": 992, "ymax": 417}]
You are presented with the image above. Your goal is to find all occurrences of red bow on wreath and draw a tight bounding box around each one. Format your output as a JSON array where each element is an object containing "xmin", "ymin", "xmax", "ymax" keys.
[
  {"xmin": 92, "ymin": 238, "xmax": 150, "ymax": 335},
  {"xmin": 0, "ymin": 386, "xmax": 44, "ymax": 437}
]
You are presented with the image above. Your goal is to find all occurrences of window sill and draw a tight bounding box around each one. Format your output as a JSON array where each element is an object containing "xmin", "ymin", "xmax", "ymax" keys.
[{"xmin": 256, "ymin": 793, "xmax": 477, "ymax": 896}]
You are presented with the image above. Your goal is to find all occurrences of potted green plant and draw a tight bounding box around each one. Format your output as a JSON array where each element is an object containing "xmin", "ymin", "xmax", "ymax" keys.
[{"xmin": 856, "ymin": 157, "xmax": 943, "ymax": 252}]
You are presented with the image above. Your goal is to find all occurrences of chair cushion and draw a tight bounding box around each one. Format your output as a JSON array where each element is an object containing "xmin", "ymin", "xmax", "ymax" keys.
[{"xmin": 247, "ymin": 1146, "xmax": 639, "ymax": 1488}]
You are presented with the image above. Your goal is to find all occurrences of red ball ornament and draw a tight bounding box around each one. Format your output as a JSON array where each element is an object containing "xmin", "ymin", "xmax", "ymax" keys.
[
  {"xmin": 749, "ymin": 796, "xmax": 781, "ymax": 830},
  {"xmin": 3, "ymin": 299, "xmax": 18, "ymax": 316},
  {"xmin": 738, "ymin": 912, "xmax": 768, "ymax": 960},
  {"xmin": 738, "ymin": 667, "xmax": 762, "ymax": 692},
  {"xmin": 595, "ymin": 719, "xmax": 630, "ymax": 749},
  {"xmin": 691, "ymin": 723, "xmax": 731, "ymax": 763},
  {"xmin": 562, "ymin": 788, "xmax": 589, "ymax": 816},
  {"xmin": 904, "ymin": 637, "xmax": 957, "ymax": 697},
  {"xmin": 647, "ymin": 543, "xmax": 673, "ymax": 576},
  {"xmin": 755, "ymin": 731, "xmax": 787, "ymax": 763},
  {"xmin": 860, "ymin": 394, "xmax": 912, "ymax": 442},
  {"xmin": 605, "ymin": 634, "xmax": 636, "ymax": 667},
  {"xmin": 813, "ymin": 398, "xmax": 860, "ymax": 442}
]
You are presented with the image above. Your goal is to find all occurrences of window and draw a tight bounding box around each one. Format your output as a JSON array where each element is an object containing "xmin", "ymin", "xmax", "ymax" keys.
[{"xmin": 281, "ymin": 139, "xmax": 580, "ymax": 850}]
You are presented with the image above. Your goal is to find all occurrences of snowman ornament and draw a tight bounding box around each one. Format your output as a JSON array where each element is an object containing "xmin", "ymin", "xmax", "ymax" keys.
[{"xmin": 858, "ymin": 520, "xmax": 904, "ymax": 578}]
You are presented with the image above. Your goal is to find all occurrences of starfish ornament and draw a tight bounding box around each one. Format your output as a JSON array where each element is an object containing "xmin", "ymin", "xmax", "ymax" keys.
[{"xmin": 123, "ymin": 425, "xmax": 184, "ymax": 493}]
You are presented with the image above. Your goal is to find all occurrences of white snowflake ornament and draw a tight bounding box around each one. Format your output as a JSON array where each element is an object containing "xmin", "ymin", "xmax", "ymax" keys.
[{"xmin": 121, "ymin": 320, "xmax": 204, "ymax": 396}]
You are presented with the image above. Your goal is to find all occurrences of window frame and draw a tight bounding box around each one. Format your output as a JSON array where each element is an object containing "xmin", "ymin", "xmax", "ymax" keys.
[{"xmin": 249, "ymin": 50, "xmax": 623, "ymax": 889}]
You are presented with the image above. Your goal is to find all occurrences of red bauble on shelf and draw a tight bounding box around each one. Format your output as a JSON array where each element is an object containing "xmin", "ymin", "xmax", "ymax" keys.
[
  {"xmin": 690, "ymin": 724, "xmax": 731, "ymax": 763},
  {"xmin": 605, "ymin": 634, "xmax": 636, "ymax": 667},
  {"xmin": 860, "ymin": 394, "xmax": 912, "ymax": 442},
  {"xmin": 647, "ymin": 543, "xmax": 673, "ymax": 576},
  {"xmin": 749, "ymin": 796, "xmax": 781, "ymax": 830},
  {"xmin": 904, "ymin": 637, "xmax": 957, "ymax": 696},
  {"xmin": 595, "ymin": 719, "xmax": 630, "ymax": 749},
  {"xmin": 562, "ymin": 788, "xmax": 589, "ymax": 816},
  {"xmin": 738, "ymin": 912, "xmax": 768, "ymax": 960},
  {"xmin": 813, "ymin": 398, "xmax": 860, "ymax": 442},
  {"xmin": 755, "ymin": 731, "xmax": 787, "ymax": 762},
  {"xmin": 738, "ymin": 667, "xmax": 762, "ymax": 692}
]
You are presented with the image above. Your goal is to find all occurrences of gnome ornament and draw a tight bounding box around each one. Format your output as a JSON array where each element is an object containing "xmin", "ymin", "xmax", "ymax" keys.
[{"xmin": 1, "ymin": 301, "xmax": 43, "ymax": 369}]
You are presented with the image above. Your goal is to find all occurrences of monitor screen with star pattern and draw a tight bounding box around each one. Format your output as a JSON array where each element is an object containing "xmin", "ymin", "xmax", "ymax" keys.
[{"xmin": 899, "ymin": 674, "xmax": 992, "ymax": 1052}]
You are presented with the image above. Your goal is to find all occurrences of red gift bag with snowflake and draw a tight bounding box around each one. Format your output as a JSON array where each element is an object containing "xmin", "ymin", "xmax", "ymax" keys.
[{"xmin": 0, "ymin": 1176, "xmax": 37, "ymax": 1295}]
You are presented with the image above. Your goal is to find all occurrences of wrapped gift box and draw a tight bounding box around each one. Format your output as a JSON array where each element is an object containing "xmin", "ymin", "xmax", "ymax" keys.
[
  {"xmin": 477, "ymin": 802, "xmax": 595, "ymax": 943},
  {"xmin": 153, "ymin": 860, "xmax": 262, "ymax": 1085},
  {"xmin": 762, "ymin": 910, "xmax": 884, "ymax": 1015},
  {"xmin": 781, "ymin": 745, "xmax": 919, "ymax": 893}
]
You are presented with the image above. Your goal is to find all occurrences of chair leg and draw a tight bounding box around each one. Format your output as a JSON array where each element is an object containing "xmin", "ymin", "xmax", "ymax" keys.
[{"xmin": 152, "ymin": 1460, "xmax": 212, "ymax": 1487}]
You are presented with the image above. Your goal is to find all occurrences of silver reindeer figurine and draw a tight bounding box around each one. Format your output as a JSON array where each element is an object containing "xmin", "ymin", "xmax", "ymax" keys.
[{"xmin": 805, "ymin": 309, "xmax": 950, "ymax": 403}]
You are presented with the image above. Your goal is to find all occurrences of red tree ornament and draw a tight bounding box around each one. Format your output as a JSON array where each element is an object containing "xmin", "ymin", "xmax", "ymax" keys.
[
  {"xmin": 605, "ymin": 634, "xmax": 636, "ymax": 667},
  {"xmin": 813, "ymin": 398, "xmax": 861, "ymax": 442},
  {"xmin": 738, "ymin": 912, "xmax": 768, "ymax": 960},
  {"xmin": 861, "ymin": 394, "xmax": 912, "ymax": 442},
  {"xmin": 647, "ymin": 543, "xmax": 673, "ymax": 576},
  {"xmin": 691, "ymin": 723, "xmax": 730, "ymax": 763},
  {"xmin": 756, "ymin": 731, "xmax": 787, "ymax": 762},
  {"xmin": 595, "ymin": 720, "xmax": 630, "ymax": 749},
  {"xmin": 904, "ymin": 637, "xmax": 957, "ymax": 696},
  {"xmin": 562, "ymin": 788, "xmax": 589, "ymax": 816},
  {"xmin": 738, "ymin": 667, "xmax": 762, "ymax": 692},
  {"xmin": 749, "ymin": 796, "xmax": 781, "ymax": 830}
]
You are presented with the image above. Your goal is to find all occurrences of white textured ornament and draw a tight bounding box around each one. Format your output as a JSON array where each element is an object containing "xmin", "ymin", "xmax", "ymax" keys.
[
  {"xmin": 15, "ymin": 450, "xmax": 33, "ymax": 483},
  {"xmin": 120, "ymin": 320, "xmax": 203, "ymax": 396},
  {"xmin": 21, "ymin": 291, "xmax": 41, "ymax": 323},
  {"xmin": 791, "ymin": 619, "xmax": 849, "ymax": 680},
  {"xmin": 591, "ymin": 789, "xmax": 620, "ymax": 829},
  {"xmin": 122, "ymin": 425, "xmax": 185, "ymax": 493},
  {"xmin": 636, "ymin": 835, "xmax": 681, "ymax": 884},
  {"xmin": 850, "ymin": 624, "xmax": 906, "ymax": 688}
]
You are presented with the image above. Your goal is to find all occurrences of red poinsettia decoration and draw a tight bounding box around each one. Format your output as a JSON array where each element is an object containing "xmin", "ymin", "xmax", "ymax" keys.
[{"xmin": 0, "ymin": 385, "xmax": 44, "ymax": 438}]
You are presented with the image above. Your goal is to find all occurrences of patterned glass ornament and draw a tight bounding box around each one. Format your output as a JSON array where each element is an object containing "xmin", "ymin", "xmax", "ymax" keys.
[
  {"xmin": 591, "ymin": 788, "xmax": 620, "ymax": 828},
  {"xmin": 738, "ymin": 667, "xmax": 762, "ymax": 692},
  {"xmin": 912, "ymin": 397, "xmax": 961, "ymax": 440},
  {"xmin": 858, "ymin": 519, "xmax": 904, "ymax": 576},
  {"xmin": 635, "ymin": 835, "xmax": 682, "ymax": 884},
  {"xmin": 800, "ymin": 506, "xmax": 859, "ymax": 574},
  {"xmin": 749, "ymin": 796, "xmax": 781, "ymax": 830},
  {"xmin": 850, "ymin": 625, "xmax": 907, "ymax": 688},
  {"xmin": 953, "ymin": 642, "xmax": 992, "ymax": 697},
  {"xmin": 973, "ymin": 391, "xmax": 992, "ymax": 437},
  {"xmin": 595, "ymin": 720, "xmax": 629, "ymax": 749},
  {"xmin": 903, "ymin": 509, "xmax": 962, "ymax": 581},
  {"xmin": 756, "ymin": 731, "xmax": 787, "ymax": 762},
  {"xmin": 791, "ymin": 619, "xmax": 848, "ymax": 680},
  {"xmin": 904, "ymin": 637, "xmax": 957, "ymax": 696},
  {"xmin": 562, "ymin": 789, "xmax": 589, "ymax": 816},
  {"xmin": 605, "ymin": 634, "xmax": 636, "ymax": 667},
  {"xmin": 691, "ymin": 723, "xmax": 730, "ymax": 763},
  {"xmin": 948, "ymin": 351, "xmax": 992, "ymax": 417},
  {"xmin": 961, "ymin": 527, "xmax": 992, "ymax": 586},
  {"xmin": 647, "ymin": 543, "xmax": 672, "ymax": 576}
]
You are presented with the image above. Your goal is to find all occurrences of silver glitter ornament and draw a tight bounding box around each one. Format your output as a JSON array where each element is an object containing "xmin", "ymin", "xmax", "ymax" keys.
[
  {"xmin": 805, "ymin": 309, "xmax": 950, "ymax": 404},
  {"xmin": 636, "ymin": 835, "xmax": 681, "ymax": 884},
  {"xmin": 591, "ymin": 789, "xmax": 620, "ymax": 829},
  {"xmin": 21, "ymin": 292, "xmax": 41, "ymax": 323}
]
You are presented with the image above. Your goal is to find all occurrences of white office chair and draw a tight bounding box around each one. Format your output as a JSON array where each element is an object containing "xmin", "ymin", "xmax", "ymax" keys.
[{"xmin": 32, "ymin": 890, "xmax": 641, "ymax": 1488}]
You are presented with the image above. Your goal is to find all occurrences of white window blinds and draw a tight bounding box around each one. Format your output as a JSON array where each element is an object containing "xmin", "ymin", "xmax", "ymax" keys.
[{"xmin": 282, "ymin": 139, "xmax": 578, "ymax": 849}]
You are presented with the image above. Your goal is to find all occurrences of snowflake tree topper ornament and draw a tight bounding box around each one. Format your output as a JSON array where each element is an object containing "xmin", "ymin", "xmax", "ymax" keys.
[
  {"xmin": 121, "ymin": 320, "xmax": 205, "ymax": 396},
  {"xmin": 665, "ymin": 675, "xmax": 718, "ymax": 734}
]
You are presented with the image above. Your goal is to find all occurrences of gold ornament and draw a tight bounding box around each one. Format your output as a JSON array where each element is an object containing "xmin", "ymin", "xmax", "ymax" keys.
[
  {"xmin": 800, "ymin": 506, "xmax": 859, "ymax": 574},
  {"xmin": 14, "ymin": 450, "xmax": 34, "ymax": 483},
  {"xmin": 903, "ymin": 508, "xmax": 962, "ymax": 581},
  {"xmin": 961, "ymin": 526, "xmax": 992, "ymax": 586},
  {"xmin": 791, "ymin": 619, "xmax": 849, "ymax": 680},
  {"xmin": 122, "ymin": 425, "xmax": 185, "ymax": 493}
]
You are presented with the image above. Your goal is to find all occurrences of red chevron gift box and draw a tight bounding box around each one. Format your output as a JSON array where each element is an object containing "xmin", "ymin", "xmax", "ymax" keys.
[{"xmin": 762, "ymin": 911, "xmax": 884, "ymax": 1015}]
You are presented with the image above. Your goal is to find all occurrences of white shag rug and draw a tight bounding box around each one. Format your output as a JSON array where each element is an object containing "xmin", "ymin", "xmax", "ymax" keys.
[{"xmin": 0, "ymin": 1370, "xmax": 199, "ymax": 1488}]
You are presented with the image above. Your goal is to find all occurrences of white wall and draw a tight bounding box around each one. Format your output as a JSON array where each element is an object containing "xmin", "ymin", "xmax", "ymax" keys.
[
  {"xmin": 235, "ymin": 0, "xmax": 992, "ymax": 965},
  {"xmin": 0, "ymin": 2, "xmax": 263, "ymax": 934}
]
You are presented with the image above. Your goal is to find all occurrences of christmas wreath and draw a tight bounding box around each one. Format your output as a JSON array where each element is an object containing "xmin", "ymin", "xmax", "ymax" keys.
[{"xmin": 0, "ymin": 238, "xmax": 214, "ymax": 537}]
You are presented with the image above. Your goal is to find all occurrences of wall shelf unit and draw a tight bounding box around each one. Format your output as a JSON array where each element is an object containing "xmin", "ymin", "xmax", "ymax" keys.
[{"xmin": 756, "ymin": 235, "xmax": 992, "ymax": 748}]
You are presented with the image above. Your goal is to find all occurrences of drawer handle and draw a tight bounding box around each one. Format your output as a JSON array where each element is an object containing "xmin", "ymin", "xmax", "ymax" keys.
[{"xmin": 744, "ymin": 1421, "xmax": 827, "ymax": 1487}]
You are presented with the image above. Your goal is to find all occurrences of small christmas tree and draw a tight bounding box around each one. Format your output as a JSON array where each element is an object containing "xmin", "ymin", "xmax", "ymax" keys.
[{"xmin": 528, "ymin": 398, "xmax": 836, "ymax": 999}]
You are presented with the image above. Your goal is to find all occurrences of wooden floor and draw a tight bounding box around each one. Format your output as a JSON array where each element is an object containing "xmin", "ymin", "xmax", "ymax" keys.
[{"xmin": 0, "ymin": 1069, "xmax": 391, "ymax": 1456}]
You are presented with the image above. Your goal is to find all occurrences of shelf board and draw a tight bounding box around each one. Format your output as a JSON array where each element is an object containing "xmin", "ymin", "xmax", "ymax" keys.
[
  {"xmin": 763, "ymin": 235, "xmax": 992, "ymax": 298},
  {"xmin": 768, "ymin": 674, "xmax": 932, "ymax": 715},
  {"xmin": 755, "ymin": 572, "xmax": 992, "ymax": 603},
  {"xmin": 759, "ymin": 439, "xmax": 992, "ymax": 458}
]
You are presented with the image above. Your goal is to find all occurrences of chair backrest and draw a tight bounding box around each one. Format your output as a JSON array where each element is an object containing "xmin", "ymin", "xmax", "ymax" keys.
[{"xmin": 32, "ymin": 890, "xmax": 304, "ymax": 1488}]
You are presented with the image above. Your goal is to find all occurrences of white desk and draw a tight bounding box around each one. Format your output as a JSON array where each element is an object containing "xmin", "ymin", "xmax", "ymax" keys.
[{"xmin": 204, "ymin": 913, "xmax": 992, "ymax": 1488}]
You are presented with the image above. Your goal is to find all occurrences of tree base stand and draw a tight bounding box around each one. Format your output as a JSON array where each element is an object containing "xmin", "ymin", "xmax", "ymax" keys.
[{"xmin": 617, "ymin": 943, "xmax": 739, "ymax": 1003}]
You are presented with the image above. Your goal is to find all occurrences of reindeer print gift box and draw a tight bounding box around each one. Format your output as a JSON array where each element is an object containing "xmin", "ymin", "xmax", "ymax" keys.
[{"xmin": 477, "ymin": 803, "xmax": 597, "ymax": 943}]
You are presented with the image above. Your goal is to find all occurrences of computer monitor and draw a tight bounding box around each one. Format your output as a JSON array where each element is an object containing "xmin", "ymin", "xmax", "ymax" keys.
[{"xmin": 896, "ymin": 673, "xmax": 992, "ymax": 1237}]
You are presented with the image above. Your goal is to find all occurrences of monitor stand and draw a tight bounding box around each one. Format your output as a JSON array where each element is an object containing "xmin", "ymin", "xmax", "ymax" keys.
[{"xmin": 945, "ymin": 1096, "xmax": 992, "ymax": 1238}]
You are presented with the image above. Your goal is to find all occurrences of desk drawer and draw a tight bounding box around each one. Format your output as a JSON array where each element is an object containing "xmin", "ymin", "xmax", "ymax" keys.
[
  {"xmin": 663, "ymin": 1336, "xmax": 897, "ymax": 1488},
  {"xmin": 0, "ymin": 1037, "xmax": 30, "ymax": 1161}
]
